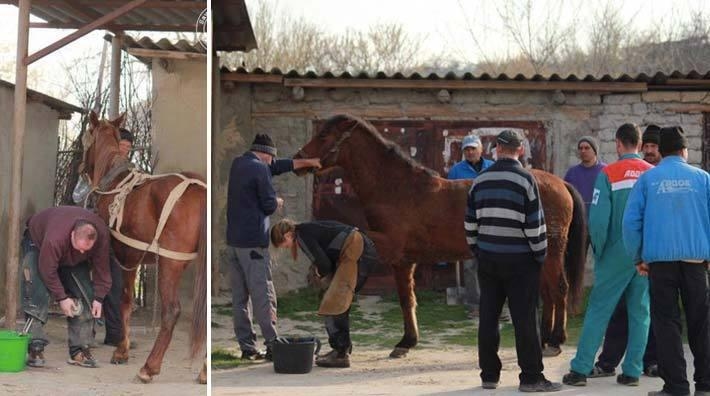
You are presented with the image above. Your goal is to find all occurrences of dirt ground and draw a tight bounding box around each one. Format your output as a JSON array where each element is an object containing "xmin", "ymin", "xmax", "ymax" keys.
[
  {"xmin": 0, "ymin": 310, "xmax": 206, "ymax": 396},
  {"xmin": 212, "ymin": 295, "xmax": 696, "ymax": 396}
]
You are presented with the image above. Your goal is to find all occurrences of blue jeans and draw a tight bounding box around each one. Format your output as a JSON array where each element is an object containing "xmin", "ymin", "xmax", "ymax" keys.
[{"xmin": 21, "ymin": 231, "xmax": 95, "ymax": 357}]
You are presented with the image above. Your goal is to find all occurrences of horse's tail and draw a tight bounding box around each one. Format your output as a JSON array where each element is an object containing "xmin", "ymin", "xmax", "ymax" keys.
[
  {"xmin": 190, "ymin": 202, "xmax": 207, "ymax": 359},
  {"xmin": 563, "ymin": 181, "xmax": 587, "ymax": 312}
]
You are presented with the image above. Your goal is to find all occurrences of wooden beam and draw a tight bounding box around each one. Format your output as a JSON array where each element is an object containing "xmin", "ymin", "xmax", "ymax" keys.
[
  {"xmin": 283, "ymin": 78, "xmax": 649, "ymax": 93},
  {"xmin": 127, "ymin": 47, "xmax": 207, "ymax": 61},
  {"xmin": 29, "ymin": 22, "xmax": 196, "ymax": 31},
  {"xmin": 25, "ymin": 0, "xmax": 149, "ymax": 65},
  {"xmin": 109, "ymin": 34, "xmax": 121, "ymax": 118},
  {"xmin": 0, "ymin": 0, "xmax": 204, "ymax": 7},
  {"xmin": 221, "ymin": 73, "xmax": 284, "ymax": 84},
  {"xmin": 6, "ymin": 0, "xmax": 30, "ymax": 331}
]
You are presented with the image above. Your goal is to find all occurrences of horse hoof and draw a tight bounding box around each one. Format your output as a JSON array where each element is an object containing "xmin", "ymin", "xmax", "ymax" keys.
[
  {"xmin": 542, "ymin": 346, "xmax": 562, "ymax": 357},
  {"xmin": 111, "ymin": 357, "xmax": 128, "ymax": 365},
  {"xmin": 136, "ymin": 371, "xmax": 153, "ymax": 384},
  {"xmin": 197, "ymin": 374, "xmax": 207, "ymax": 385},
  {"xmin": 389, "ymin": 347, "xmax": 409, "ymax": 358}
]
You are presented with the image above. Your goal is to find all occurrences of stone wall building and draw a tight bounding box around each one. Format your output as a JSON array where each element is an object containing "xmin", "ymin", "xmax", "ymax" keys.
[{"xmin": 212, "ymin": 68, "xmax": 710, "ymax": 294}]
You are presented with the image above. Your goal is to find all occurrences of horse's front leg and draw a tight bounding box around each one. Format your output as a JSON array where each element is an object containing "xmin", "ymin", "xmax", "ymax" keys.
[
  {"xmin": 197, "ymin": 359, "xmax": 207, "ymax": 384},
  {"xmin": 111, "ymin": 267, "xmax": 137, "ymax": 364},
  {"xmin": 362, "ymin": 230, "xmax": 415, "ymax": 358},
  {"xmin": 390, "ymin": 262, "xmax": 418, "ymax": 358}
]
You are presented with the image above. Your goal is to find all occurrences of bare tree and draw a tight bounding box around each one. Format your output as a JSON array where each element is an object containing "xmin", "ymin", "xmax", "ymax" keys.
[
  {"xmin": 588, "ymin": 2, "xmax": 627, "ymax": 76},
  {"xmin": 495, "ymin": 0, "xmax": 580, "ymax": 74},
  {"xmin": 54, "ymin": 43, "xmax": 153, "ymax": 206},
  {"xmin": 223, "ymin": 0, "xmax": 425, "ymax": 74}
]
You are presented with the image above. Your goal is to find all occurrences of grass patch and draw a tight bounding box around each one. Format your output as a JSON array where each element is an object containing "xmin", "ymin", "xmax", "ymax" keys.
[
  {"xmin": 212, "ymin": 303, "xmax": 232, "ymax": 317},
  {"xmin": 211, "ymin": 348, "xmax": 241, "ymax": 369},
  {"xmin": 278, "ymin": 288, "xmax": 321, "ymax": 318}
]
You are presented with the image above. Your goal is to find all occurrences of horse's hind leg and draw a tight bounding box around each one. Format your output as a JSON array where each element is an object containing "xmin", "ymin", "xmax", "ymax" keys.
[
  {"xmin": 137, "ymin": 260, "xmax": 188, "ymax": 383},
  {"xmin": 390, "ymin": 262, "xmax": 418, "ymax": 358},
  {"xmin": 550, "ymin": 275, "xmax": 569, "ymax": 349},
  {"xmin": 541, "ymin": 254, "xmax": 567, "ymax": 357},
  {"xmin": 111, "ymin": 267, "xmax": 137, "ymax": 364}
]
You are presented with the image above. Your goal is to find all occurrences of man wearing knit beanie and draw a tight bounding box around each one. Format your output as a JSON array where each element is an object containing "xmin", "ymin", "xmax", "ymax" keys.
[
  {"xmin": 226, "ymin": 133, "xmax": 321, "ymax": 361},
  {"xmin": 623, "ymin": 125, "xmax": 710, "ymax": 396},
  {"xmin": 564, "ymin": 135, "xmax": 606, "ymax": 215},
  {"xmin": 641, "ymin": 125, "xmax": 661, "ymax": 165}
]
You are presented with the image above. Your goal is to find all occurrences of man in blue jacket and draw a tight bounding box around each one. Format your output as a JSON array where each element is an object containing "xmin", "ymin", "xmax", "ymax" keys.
[
  {"xmin": 623, "ymin": 126, "xmax": 710, "ymax": 396},
  {"xmin": 448, "ymin": 135, "xmax": 493, "ymax": 319},
  {"xmin": 226, "ymin": 134, "xmax": 320, "ymax": 360}
]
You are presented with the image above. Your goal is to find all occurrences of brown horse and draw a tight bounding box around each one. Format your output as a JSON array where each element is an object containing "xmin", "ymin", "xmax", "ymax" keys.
[
  {"xmin": 295, "ymin": 114, "xmax": 587, "ymax": 358},
  {"xmin": 81, "ymin": 111, "xmax": 207, "ymax": 383}
]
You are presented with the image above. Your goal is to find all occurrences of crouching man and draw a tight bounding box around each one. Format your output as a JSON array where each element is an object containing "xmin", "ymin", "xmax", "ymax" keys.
[{"xmin": 21, "ymin": 206, "xmax": 112, "ymax": 368}]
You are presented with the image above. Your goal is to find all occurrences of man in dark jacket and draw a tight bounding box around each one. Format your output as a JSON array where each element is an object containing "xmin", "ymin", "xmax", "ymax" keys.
[
  {"xmin": 22, "ymin": 206, "xmax": 112, "ymax": 368},
  {"xmin": 226, "ymin": 134, "xmax": 320, "ymax": 360},
  {"xmin": 465, "ymin": 130, "xmax": 561, "ymax": 393}
]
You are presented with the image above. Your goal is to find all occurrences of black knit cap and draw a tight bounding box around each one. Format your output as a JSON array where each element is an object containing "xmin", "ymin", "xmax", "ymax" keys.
[
  {"xmin": 642, "ymin": 124, "xmax": 661, "ymax": 145},
  {"xmin": 251, "ymin": 134, "xmax": 277, "ymax": 156},
  {"xmin": 659, "ymin": 126, "xmax": 688, "ymax": 156}
]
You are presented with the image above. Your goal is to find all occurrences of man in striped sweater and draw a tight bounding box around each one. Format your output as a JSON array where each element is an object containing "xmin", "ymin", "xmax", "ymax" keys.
[{"xmin": 465, "ymin": 130, "xmax": 561, "ymax": 393}]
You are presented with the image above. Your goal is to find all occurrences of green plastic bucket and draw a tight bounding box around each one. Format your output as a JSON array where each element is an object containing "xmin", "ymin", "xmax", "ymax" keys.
[{"xmin": 0, "ymin": 330, "xmax": 29, "ymax": 372}]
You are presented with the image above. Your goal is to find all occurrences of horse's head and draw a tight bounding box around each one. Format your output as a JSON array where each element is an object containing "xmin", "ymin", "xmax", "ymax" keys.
[
  {"xmin": 80, "ymin": 110, "xmax": 126, "ymax": 187},
  {"xmin": 293, "ymin": 114, "xmax": 360, "ymax": 175}
]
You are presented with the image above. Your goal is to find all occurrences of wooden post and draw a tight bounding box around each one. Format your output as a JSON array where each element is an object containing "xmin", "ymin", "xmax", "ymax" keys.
[
  {"xmin": 109, "ymin": 34, "xmax": 122, "ymax": 118},
  {"xmin": 5, "ymin": 0, "xmax": 31, "ymax": 330}
]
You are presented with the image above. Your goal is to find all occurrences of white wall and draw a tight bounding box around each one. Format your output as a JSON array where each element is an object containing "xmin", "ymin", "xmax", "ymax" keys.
[
  {"xmin": 0, "ymin": 86, "xmax": 62, "ymax": 305},
  {"xmin": 151, "ymin": 59, "xmax": 207, "ymax": 177}
]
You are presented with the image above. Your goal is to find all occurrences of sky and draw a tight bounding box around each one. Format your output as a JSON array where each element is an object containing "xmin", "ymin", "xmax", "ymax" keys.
[
  {"xmin": 0, "ymin": 0, "xmax": 709, "ymax": 100},
  {"xmin": 255, "ymin": 0, "xmax": 710, "ymax": 63}
]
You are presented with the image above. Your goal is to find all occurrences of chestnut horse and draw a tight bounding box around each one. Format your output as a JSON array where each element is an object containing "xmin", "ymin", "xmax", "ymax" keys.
[
  {"xmin": 295, "ymin": 114, "xmax": 586, "ymax": 358},
  {"xmin": 81, "ymin": 112, "xmax": 207, "ymax": 383}
]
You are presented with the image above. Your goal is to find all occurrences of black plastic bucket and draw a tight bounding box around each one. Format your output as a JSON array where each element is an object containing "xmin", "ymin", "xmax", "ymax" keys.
[{"xmin": 272, "ymin": 336, "xmax": 321, "ymax": 374}]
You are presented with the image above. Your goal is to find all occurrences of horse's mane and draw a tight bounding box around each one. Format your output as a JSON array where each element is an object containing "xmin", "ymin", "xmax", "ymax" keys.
[{"xmin": 322, "ymin": 114, "xmax": 440, "ymax": 178}]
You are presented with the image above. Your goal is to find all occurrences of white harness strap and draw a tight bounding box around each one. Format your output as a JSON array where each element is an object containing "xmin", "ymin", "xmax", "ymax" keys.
[{"xmin": 94, "ymin": 169, "xmax": 206, "ymax": 261}]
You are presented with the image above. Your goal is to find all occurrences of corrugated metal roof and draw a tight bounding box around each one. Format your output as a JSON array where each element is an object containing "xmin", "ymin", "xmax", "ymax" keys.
[
  {"xmin": 0, "ymin": 79, "xmax": 83, "ymax": 118},
  {"xmin": 213, "ymin": 0, "xmax": 256, "ymax": 51},
  {"xmin": 220, "ymin": 67, "xmax": 710, "ymax": 91},
  {"xmin": 106, "ymin": 34, "xmax": 206, "ymax": 65},
  {"xmin": 9, "ymin": 0, "xmax": 206, "ymax": 31},
  {"xmin": 222, "ymin": 67, "xmax": 710, "ymax": 84},
  {"xmin": 0, "ymin": 0, "xmax": 256, "ymax": 51}
]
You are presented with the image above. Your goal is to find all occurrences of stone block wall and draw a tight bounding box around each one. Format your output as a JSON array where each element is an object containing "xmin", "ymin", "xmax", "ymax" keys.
[{"xmin": 213, "ymin": 79, "xmax": 709, "ymax": 294}]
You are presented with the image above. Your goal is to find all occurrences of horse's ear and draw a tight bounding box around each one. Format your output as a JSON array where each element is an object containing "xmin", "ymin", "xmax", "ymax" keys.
[
  {"xmin": 89, "ymin": 111, "xmax": 100, "ymax": 129},
  {"xmin": 110, "ymin": 112, "xmax": 127, "ymax": 128}
]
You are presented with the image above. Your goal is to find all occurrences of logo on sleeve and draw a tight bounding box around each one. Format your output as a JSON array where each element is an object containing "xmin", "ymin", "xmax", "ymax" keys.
[{"xmin": 592, "ymin": 188, "xmax": 600, "ymax": 205}]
